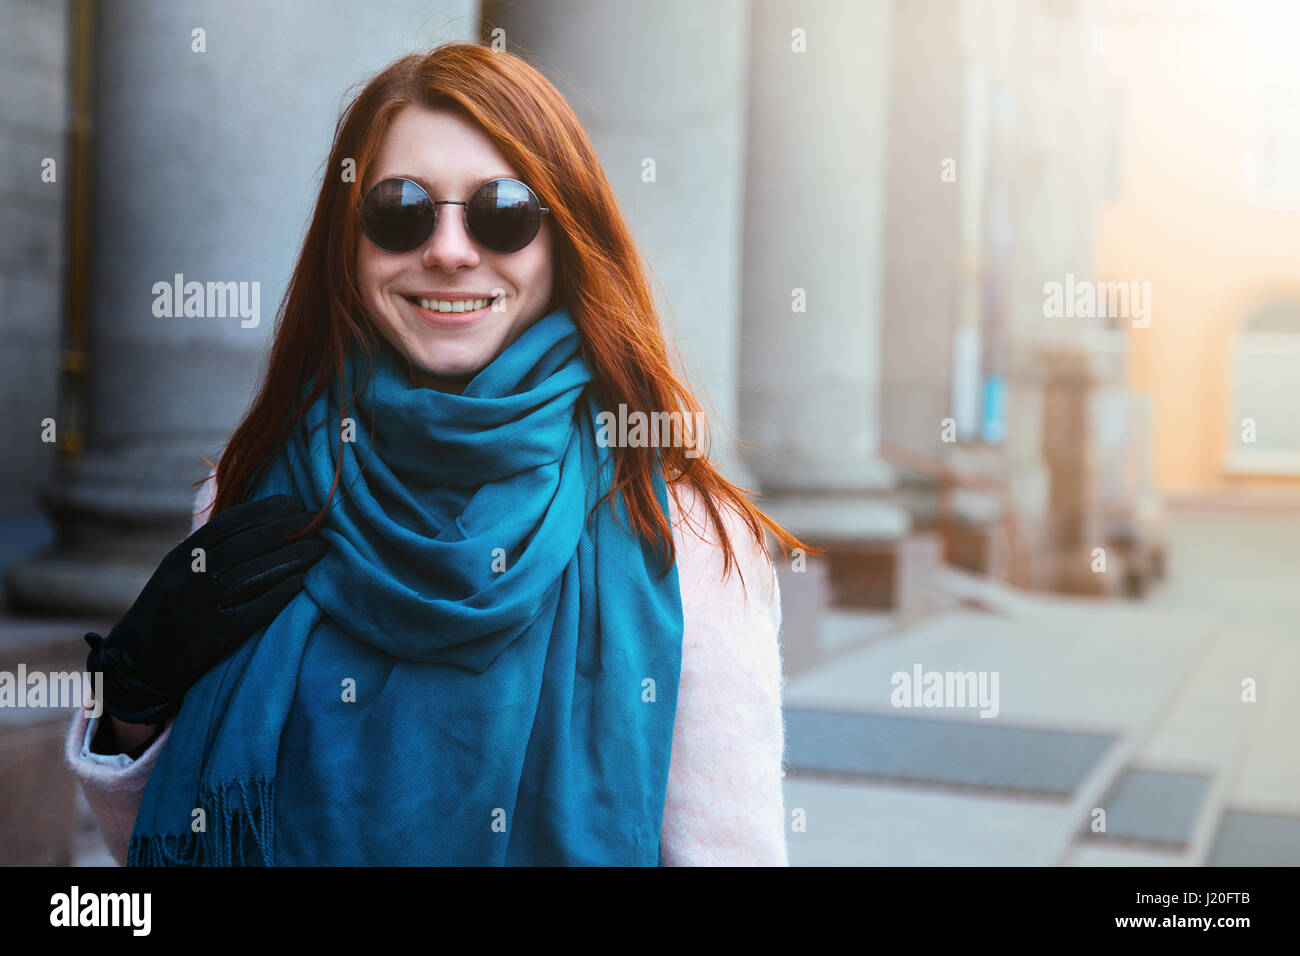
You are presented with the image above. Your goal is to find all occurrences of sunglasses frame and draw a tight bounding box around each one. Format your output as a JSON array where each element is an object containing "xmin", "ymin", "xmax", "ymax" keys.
[{"xmin": 357, "ymin": 176, "xmax": 551, "ymax": 255}]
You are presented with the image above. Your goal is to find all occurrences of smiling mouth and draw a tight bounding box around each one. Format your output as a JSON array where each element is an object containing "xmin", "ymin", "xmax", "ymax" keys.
[{"xmin": 405, "ymin": 294, "xmax": 501, "ymax": 314}]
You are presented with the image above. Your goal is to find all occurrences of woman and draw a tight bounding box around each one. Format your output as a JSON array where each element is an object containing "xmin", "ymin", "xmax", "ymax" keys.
[{"xmin": 65, "ymin": 42, "xmax": 809, "ymax": 866}]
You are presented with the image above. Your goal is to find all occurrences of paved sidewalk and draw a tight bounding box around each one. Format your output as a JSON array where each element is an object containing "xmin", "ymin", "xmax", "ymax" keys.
[{"xmin": 782, "ymin": 506, "xmax": 1300, "ymax": 866}]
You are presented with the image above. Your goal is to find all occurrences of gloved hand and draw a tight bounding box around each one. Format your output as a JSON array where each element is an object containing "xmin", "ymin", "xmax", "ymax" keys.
[{"xmin": 84, "ymin": 494, "xmax": 329, "ymax": 724}]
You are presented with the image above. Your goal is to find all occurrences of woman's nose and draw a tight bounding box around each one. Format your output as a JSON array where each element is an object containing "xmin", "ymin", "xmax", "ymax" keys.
[{"xmin": 420, "ymin": 204, "xmax": 480, "ymax": 269}]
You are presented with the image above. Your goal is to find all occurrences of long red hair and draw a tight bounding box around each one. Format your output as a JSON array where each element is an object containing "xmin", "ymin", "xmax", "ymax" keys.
[{"xmin": 206, "ymin": 42, "xmax": 815, "ymax": 594}]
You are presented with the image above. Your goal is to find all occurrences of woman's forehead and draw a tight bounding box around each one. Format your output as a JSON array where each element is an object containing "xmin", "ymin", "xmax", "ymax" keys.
[{"xmin": 368, "ymin": 104, "xmax": 517, "ymax": 192}]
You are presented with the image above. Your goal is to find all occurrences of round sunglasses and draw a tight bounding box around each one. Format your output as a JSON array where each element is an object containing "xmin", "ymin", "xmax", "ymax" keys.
[{"xmin": 358, "ymin": 176, "xmax": 550, "ymax": 255}]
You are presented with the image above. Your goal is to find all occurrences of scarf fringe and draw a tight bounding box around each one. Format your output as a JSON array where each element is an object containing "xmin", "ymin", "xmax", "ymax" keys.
[{"xmin": 127, "ymin": 777, "xmax": 275, "ymax": 866}]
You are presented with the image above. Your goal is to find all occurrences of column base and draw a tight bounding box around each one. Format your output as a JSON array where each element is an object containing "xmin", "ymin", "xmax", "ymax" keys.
[
  {"xmin": 5, "ymin": 446, "xmax": 208, "ymax": 617},
  {"xmin": 760, "ymin": 491, "xmax": 916, "ymax": 610}
]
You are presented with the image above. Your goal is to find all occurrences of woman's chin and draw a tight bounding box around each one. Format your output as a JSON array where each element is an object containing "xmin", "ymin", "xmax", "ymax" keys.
[{"xmin": 407, "ymin": 359, "xmax": 482, "ymax": 393}]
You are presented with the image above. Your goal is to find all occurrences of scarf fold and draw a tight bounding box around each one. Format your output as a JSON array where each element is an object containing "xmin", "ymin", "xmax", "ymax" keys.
[{"xmin": 128, "ymin": 306, "xmax": 684, "ymax": 865}]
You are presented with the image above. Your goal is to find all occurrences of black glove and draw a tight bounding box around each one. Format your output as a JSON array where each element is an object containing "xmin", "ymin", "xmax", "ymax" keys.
[{"xmin": 84, "ymin": 494, "xmax": 329, "ymax": 724}]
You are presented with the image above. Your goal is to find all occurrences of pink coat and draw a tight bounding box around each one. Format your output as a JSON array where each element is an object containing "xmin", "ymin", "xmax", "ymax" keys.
[{"xmin": 64, "ymin": 472, "xmax": 789, "ymax": 865}]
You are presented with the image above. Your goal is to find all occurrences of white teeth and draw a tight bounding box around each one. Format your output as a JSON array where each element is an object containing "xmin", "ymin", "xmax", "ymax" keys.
[{"xmin": 415, "ymin": 296, "xmax": 494, "ymax": 313}]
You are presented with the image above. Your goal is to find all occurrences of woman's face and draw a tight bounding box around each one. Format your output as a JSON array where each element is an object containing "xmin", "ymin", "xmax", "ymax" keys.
[{"xmin": 356, "ymin": 103, "xmax": 556, "ymax": 393}]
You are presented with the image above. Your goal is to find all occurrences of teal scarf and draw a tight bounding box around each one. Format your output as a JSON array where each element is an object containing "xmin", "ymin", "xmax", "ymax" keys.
[{"xmin": 128, "ymin": 306, "xmax": 684, "ymax": 865}]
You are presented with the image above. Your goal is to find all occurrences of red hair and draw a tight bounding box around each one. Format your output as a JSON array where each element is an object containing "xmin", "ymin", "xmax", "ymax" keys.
[{"xmin": 207, "ymin": 43, "xmax": 815, "ymax": 594}]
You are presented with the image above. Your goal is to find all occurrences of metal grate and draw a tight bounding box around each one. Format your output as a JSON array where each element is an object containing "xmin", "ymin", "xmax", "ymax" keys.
[
  {"xmin": 784, "ymin": 706, "xmax": 1117, "ymax": 797},
  {"xmin": 1083, "ymin": 768, "xmax": 1211, "ymax": 845},
  {"xmin": 1208, "ymin": 810, "xmax": 1300, "ymax": 866}
]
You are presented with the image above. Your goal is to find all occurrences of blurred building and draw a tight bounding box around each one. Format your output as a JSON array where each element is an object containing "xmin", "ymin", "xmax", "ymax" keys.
[
  {"xmin": 1098, "ymin": 0, "xmax": 1300, "ymax": 496},
  {"xmin": 876, "ymin": 0, "xmax": 1164, "ymax": 598}
]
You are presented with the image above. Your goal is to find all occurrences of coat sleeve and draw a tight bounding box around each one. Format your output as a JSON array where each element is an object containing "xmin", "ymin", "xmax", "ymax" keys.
[
  {"xmin": 659, "ymin": 485, "xmax": 789, "ymax": 866},
  {"xmin": 63, "ymin": 469, "xmax": 217, "ymax": 866}
]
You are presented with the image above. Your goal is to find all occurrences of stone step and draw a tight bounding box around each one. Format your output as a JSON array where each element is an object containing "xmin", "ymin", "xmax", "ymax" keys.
[{"xmin": 0, "ymin": 614, "xmax": 114, "ymax": 866}]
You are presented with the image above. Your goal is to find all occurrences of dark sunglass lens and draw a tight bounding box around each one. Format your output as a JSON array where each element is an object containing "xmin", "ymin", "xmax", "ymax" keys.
[
  {"xmin": 361, "ymin": 179, "xmax": 434, "ymax": 252},
  {"xmin": 468, "ymin": 179, "xmax": 541, "ymax": 253}
]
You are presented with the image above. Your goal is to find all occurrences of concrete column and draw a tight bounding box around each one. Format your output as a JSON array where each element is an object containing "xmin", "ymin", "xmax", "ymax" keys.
[
  {"xmin": 738, "ymin": 0, "xmax": 911, "ymax": 598},
  {"xmin": 875, "ymin": 0, "xmax": 964, "ymax": 538},
  {"xmin": 880, "ymin": 0, "xmax": 962, "ymax": 465},
  {"xmin": 7, "ymin": 0, "xmax": 476, "ymax": 614},
  {"xmin": 1002, "ymin": 0, "xmax": 1105, "ymax": 590},
  {"xmin": 481, "ymin": 0, "xmax": 752, "ymax": 485},
  {"xmin": 0, "ymin": 0, "xmax": 67, "ymax": 517}
]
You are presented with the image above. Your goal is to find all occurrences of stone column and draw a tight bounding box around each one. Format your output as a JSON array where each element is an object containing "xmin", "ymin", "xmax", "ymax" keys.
[
  {"xmin": 480, "ymin": 0, "xmax": 753, "ymax": 485},
  {"xmin": 880, "ymin": 0, "xmax": 962, "ymax": 466},
  {"xmin": 876, "ymin": 0, "xmax": 978, "ymax": 572},
  {"xmin": 7, "ymin": 0, "xmax": 476, "ymax": 615},
  {"xmin": 1004, "ymin": 0, "xmax": 1106, "ymax": 591},
  {"xmin": 738, "ymin": 0, "xmax": 912, "ymax": 619}
]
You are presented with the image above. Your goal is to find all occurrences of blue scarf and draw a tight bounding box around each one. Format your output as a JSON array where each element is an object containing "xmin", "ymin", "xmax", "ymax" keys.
[{"xmin": 128, "ymin": 306, "xmax": 684, "ymax": 865}]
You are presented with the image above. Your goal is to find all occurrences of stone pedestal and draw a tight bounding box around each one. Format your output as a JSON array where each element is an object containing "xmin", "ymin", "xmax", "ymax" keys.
[
  {"xmin": 771, "ymin": 546, "xmax": 829, "ymax": 678},
  {"xmin": 760, "ymin": 493, "xmax": 915, "ymax": 610},
  {"xmin": 1040, "ymin": 347, "xmax": 1119, "ymax": 595},
  {"xmin": 0, "ymin": 616, "xmax": 112, "ymax": 866}
]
